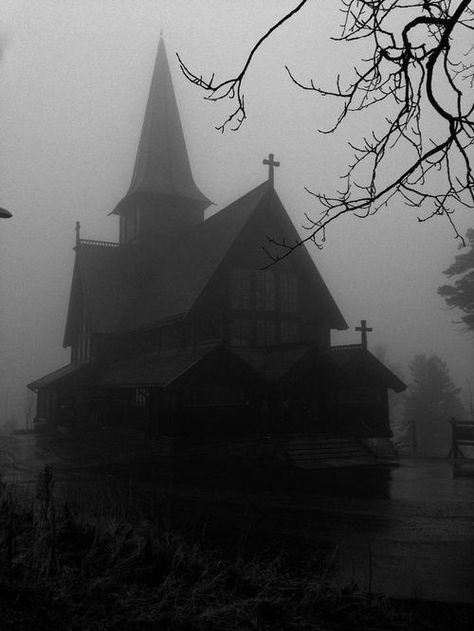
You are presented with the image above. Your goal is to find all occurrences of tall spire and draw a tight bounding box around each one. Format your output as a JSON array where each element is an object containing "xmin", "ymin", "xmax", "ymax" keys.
[{"xmin": 117, "ymin": 37, "xmax": 210, "ymax": 208}]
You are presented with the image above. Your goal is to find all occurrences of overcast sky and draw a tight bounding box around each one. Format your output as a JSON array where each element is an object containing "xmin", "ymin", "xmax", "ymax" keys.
[{"xmin": 0, "ymin": 0, "xmax": 472, "ymax": 422}]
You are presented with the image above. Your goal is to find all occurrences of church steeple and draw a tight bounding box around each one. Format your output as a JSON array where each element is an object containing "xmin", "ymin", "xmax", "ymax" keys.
[
  {"xmin": 112, "ymin": 37, "xmax": 211, "ymax": 245},
  {"xmin": 129, "ymin": 37, "xmax": 210, "ymax": 203}
]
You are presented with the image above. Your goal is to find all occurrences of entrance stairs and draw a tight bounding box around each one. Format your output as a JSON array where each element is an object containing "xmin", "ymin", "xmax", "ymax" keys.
[
  {"xmin": 155, "ymin": 436, "xmax": 397, "ymax": 470},
  {"xmin": 284, "ymin": 437, "xmax": 383, "ymax": 469}
]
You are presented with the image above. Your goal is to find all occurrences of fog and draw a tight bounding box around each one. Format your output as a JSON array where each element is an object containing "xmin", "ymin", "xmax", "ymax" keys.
[{"xmin": 0, "ymin": 0, "xmax": 472, "ymax": 426}]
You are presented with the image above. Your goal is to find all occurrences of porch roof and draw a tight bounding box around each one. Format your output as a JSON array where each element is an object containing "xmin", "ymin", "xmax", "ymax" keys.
[
  {"xmin": 27, "ymin": 361, "xmax": 92, "ymax": 391},
  {"xmin": 96, "ymin": 345, "xmax": 263, "ymax": 389},
  {"xmin": 331, "ymin": 346, "xmax": 406, "ymax": 392},
  {"xmin": 97, "ymin": 347, "xmax": 213, "ymax": 388}
]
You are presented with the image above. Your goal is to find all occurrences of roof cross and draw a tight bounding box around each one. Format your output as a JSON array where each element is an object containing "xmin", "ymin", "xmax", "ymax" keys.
[
  {"xmin": 263, "ymin": 153, "xmax": 280, "ymax": 185},
  {"xmin": 355, "ymin": 319, "xmax": 373, "ymax": 350}
]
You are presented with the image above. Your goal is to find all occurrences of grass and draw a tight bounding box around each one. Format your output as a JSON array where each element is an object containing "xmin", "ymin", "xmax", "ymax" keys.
[
  {"xmin": 0, "ymin": 466, "xmax": 440, "ymax": 631},
  {"xmin": 2, "ymin": 429, "xmax": 474, "ymax": 631}
]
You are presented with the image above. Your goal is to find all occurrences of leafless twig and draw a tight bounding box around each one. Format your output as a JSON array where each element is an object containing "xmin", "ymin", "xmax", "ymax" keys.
[{"xmin": 180, "ymin": 1, "xmax": 474, "ymax": 262}]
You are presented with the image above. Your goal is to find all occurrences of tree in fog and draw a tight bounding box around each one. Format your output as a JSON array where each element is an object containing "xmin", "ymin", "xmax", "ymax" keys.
[
  {"xmin": 180, "ymin": 1, "xmax": 474, "ymax": 259},
  {"xmin": 373, "ymin": 345, "xmax": 408, "ymax": 449},
  {"xmin": 404, "ymin": 354, "xmax": 465, "ymax": 455},
  {"xmin": 438, "ymin": 228, "xmax": 474, "ymax": 331}
]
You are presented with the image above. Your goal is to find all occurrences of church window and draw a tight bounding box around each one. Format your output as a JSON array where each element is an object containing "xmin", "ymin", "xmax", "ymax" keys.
[
  {"xmin": 280, "ymin": 320, "xmax": 300, "ymax": 344},
  {"xmin": 280, "ymin": 271, "xmax": 298, "ymax": 313},
  {"xmin": 134, "ymin": 387, "xmax": 148, "ymax": 406},
  {"xmin": 231, "ymin": 268, "xmax": 252, "ymax": 310},
  {"xmin": 256, "ymin": 270, "xmax": 276, "ymax": 311},
  {"xmin": 231, "ymin": 319, "xmax": 252, "ymax": 346},
  {"xmin": 256, "ymin": 320, "xmax": 276, "ymax": 346}
]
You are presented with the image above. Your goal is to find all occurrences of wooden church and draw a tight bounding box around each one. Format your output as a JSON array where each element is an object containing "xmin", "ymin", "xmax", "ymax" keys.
[{"xmin": 28, "ymin": 38, "xmax": 405, "ymax": 452}]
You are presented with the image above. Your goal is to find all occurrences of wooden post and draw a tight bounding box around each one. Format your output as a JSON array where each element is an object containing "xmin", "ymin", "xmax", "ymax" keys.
[
  {"xmin": 448, "ymin": 417, "xmax": 465, "ymax": 459},
  {"xmin": 411, "ymin": 417, "xmax": 418, "ymax": 455}
]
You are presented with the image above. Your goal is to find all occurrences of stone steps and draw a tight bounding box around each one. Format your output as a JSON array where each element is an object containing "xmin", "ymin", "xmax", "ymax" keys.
[{"xmin": 157, "ymin": 436, "xmax": 395, "ymax": 470}]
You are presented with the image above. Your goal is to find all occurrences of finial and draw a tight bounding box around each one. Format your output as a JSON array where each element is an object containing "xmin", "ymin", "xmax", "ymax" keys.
[
  {"xmin": 263, "ymin": 153, "xmax": 280, "ymax": 186},
  {"xmin": 75, "ymin": 221, "xmax": 81, "ymax": 248}
]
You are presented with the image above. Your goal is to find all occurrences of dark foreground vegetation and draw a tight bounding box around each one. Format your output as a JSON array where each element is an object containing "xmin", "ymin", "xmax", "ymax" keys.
[{"xmin": 0, "ymin": 466, "xmax": 473, "ymax": 631}]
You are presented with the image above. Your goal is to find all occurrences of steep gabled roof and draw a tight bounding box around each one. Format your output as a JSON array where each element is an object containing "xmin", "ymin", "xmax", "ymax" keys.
[
  {"xmin": 234, "ymin": 344, "xmax": 406, "ymax": 392},
  {"xmin": 128, "ymin": 180, "xmax": 346, "ymax": 330},
  {"xmin": 331, "ymin": 345, "xmax": 406, "ymax": 392},
  {"xmin": 66, "ymin": 178, "xmax": 347, "ymax": 338},
  {"xmin": 130, "ymin": 181, "xmax": 270, "ymax": 328},
  {"xmin": 278, "ymin": 344, "xmax": 343, "ymax": 388},
  {"xmin": 63, "ymin": 242, "xmax": 137, "ymax": 345},
  {"xmin": 112, "ymin": 37, "xmax": 210, "ymax": 212},
  {"xmin": 256, "ymin": 186, "xmax": 347, "ymax": 330}
]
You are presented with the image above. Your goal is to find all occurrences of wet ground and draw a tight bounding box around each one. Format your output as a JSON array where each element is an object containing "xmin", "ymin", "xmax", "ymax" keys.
[{"xmin": 1, "ymin": 431, "xmax": 473, "ymax": 603}]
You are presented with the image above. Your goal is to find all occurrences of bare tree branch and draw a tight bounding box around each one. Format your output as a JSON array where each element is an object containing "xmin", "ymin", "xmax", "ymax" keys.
[{"xmin": 180, "ymin": 1, "xmax": 474, "ymax": 262}]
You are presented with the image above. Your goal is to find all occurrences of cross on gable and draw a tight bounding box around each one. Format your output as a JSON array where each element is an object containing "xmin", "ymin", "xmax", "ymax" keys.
[
  {"xmin": 263, "ymin": 153, "xmax": 280, "ymax": 185},
  {"xmin": 355, "ymin": 319, "xmax": 373, "ymax": 350}
]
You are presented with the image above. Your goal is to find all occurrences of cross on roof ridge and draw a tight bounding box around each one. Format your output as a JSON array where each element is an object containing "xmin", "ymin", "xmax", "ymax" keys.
[
  {"xmin": 263, "ymin": 153, "xmax": 280, "ymax": 185},
  {"xmin": 355, "ymin": 319, "xmax": 373, "ymax": 350}
]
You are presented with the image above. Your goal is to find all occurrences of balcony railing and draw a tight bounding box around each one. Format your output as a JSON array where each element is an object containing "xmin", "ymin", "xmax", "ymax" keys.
[
  {"xmin": 331, "ymin": 343, "xmax": 363, "ymax": 351},
  {"xmin": 79, "ymin": 238, "xmax": 119, "ymax": 248}
]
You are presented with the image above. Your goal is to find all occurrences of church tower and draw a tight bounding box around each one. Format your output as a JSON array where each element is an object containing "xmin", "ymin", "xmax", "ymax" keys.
[{"xmin": 112, "ymin": 37, "xmax": 211, "ymax": 254}]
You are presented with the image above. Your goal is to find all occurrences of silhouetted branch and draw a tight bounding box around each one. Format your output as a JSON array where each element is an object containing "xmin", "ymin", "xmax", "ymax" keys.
[
  {"xmin": 177, "ymin": 0, "xmax": 310, "ymax": 133},
  {"xmin": 181, "ymin": 0, "xmax": 474, "ymax": 261}
]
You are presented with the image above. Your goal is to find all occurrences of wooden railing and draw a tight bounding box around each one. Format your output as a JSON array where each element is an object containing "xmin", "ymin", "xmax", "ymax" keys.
[
  {"xmin": 79, "ymin": 238, "xmax": 119, "ymax": 248},
  {"xmin": 331, "ymin": 343, "xmax": 363, "ymax": 351}
]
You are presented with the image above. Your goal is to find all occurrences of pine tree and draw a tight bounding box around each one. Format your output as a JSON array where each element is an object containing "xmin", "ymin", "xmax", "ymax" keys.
[
  {"xmin": 438, "ymin": 228, "xmax": 474, "ymax": 331},
  {"xmin": 404, "ymin": 354, "xmax": 465, "ymax": 456}
]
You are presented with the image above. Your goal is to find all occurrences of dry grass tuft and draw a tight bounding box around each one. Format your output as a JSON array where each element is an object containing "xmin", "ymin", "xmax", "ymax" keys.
[{"xmin": 0, "ymin": 468, "xmax": 445, "ymax": 630}]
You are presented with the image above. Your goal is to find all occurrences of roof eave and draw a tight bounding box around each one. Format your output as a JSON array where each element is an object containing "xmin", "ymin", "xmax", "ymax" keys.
[{"xmin": 109, "ymin": 190, "xmax": 212, "ymax": 217}]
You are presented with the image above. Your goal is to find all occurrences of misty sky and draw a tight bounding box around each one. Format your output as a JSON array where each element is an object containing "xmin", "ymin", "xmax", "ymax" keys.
[{"xmin": 0, "ymin": 0, "xmax": 472, "ymax": 422}]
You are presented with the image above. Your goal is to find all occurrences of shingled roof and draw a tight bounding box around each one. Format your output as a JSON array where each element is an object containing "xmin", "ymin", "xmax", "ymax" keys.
[
  {"xmin": 27, "ymin": 360, "xmax": 93, "ymax": 391},
  {"xmin": 97, "ymin": 345, "xmax": 263, "ymax": 389},
  {"xmin": 235, "ymin": 343, "xmax": 405, "ymax": 392},
  {"xmin": 130, "ymin": 180, "xmax": 346, "ymax": 330},
  {"xmin": 112, "ymin": 37, "xmax": 210, "ymax": 213},
  {"xmin": 331, "ymin": 345, "xmax": 406, "ymax": 392},
  {"xmin": 234, "ymin": 344, "xmax": 406, "ymax": 392},
  {"xmin": 130, "ymin": 181, "xmax": 271, "ymax": 328},
  {"xmin": 66, "ymin": 177, "xmax": 347, "ymax": 338},
  {"xmin": 29, "ymin": 341, "xmax": 405, "ymax": 394}
]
